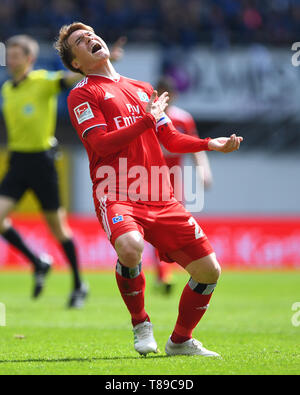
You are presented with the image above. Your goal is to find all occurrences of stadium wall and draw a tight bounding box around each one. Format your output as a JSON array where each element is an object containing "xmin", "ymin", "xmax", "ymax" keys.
[
  {"xmin": 0, "ymin": 214, "xmax": 299, "ymax": 270},
  {"xmin": 71, "ymin": 148, "xmax": 300, "ymax": 215},
  {"xmin": 0, "ymin": 44, "xmax": 298, "ymax": 122},
  {"xmin": 76, "ymin": 45, "xmax": 300, "ymax": 122}
]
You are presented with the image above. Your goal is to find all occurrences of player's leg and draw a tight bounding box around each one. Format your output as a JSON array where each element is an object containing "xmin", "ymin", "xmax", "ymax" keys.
[
  {"xmin": 148, "ymin": 200, "xmax": 221, "ymax": 356},
  {"xmin": 115, "ymin": 230, "xmax": 149, "ymax": 326},
  {"xmin": 43, "ymin": 208, "xmax": 88, "ymax": 308},
  {"xmin": 165, "ymin": 246, "xmax": 221, "ymax": 357},
  {"xmin": 97, "ymin": 199, "xmax": 158, "ymax": 355},
  {"xmin": 114, "ymin": 230, "xmax": 158, "ymax": 356}
]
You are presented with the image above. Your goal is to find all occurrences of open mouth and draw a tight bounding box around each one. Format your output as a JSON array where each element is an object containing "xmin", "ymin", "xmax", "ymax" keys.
[{"xmin": 91, "ymin": 43, "xmax": 102, "ymax": 54}]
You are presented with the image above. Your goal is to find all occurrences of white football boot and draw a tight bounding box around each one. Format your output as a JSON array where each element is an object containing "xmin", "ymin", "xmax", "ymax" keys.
[
  {"xmin": 133, "ymin": 321, "xmax": 159, "ymax": 356},
  {"xmin": 165, "ymin": 337, "xmax": 220, "ymax": 357}
]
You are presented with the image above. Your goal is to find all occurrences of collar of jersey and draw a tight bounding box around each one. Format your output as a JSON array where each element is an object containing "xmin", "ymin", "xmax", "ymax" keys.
[
  {"xmin": 11, "ymin": 72, "xmax": 30, "ymax": 88},
  {"xmin": 87, "ymin": 73, "xmax": 121, "ymax": 82}
]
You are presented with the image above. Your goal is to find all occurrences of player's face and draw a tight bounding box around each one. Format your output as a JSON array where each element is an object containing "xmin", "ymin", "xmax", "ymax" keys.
[
  {"xmin": 6, "ymin": 45, "xmax": 33, "ymax": 75},
  {"xmin": 68, "ymin": 29, "xmax": 110, "ymax": 74}
]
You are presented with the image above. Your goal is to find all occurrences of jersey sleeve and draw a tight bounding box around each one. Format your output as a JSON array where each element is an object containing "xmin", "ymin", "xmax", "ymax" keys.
[
  {"xmin": 67, "ymin": 87, "xmax": 107, "ymax": 140},
  {"xmin": 39, "ymin": 70, "xmax": 65, "ymax": 96},
  {"xmin": 157, "ymin": 122, "xmax": 211, "ymax": 153}
]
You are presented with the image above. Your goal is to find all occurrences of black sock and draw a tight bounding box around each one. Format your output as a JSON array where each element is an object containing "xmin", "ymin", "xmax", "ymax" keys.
[
  {"xmin": 2, "ymin": 227, "xmax": 40, "ymax": 269},
  {"xmin": 61, "ymin": 239, "xmax": 82, "ymax": 290}
]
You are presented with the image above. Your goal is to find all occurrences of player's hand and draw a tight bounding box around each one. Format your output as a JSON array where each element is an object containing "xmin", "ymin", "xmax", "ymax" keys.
[
  {"xmin": 208, "ymin": 134, "xmax": 243, "ymax": 153},
  {"xmin": 110, "ymin": 36, "xmax": 127, "ymax": 62},
  {"xmin": 146, "ymin": 90, "xmax": 169, "ymax": 121}
]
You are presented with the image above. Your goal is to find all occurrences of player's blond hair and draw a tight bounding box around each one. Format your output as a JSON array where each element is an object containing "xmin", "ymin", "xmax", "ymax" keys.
[
  {"xmin": 54, "ymin": 22, "xmax": 94, "ymax": 74},
  {"xmin": 6, "ymin": 35, "xmax": 39, "ymax": 61}
]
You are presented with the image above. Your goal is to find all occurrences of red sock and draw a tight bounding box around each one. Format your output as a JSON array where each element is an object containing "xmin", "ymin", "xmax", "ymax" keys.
[
  {"xmin": 171, "ymin": 280, "xmax": 216, "ymax": 344},
  {"xmin": 115, "ymin": 261, "xmax": 150, "ymax": 327}
]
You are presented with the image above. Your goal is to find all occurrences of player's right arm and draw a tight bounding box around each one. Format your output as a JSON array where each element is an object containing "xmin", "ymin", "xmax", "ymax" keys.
[{"xmin": 67, "ymin": 89, "xmax": 168, "ymax": 157}]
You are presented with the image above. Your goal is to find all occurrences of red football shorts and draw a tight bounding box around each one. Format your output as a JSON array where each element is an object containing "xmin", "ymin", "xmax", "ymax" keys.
[{"xmin": 97, "ymin": 197, "xmax": 214, "ymax": 268}]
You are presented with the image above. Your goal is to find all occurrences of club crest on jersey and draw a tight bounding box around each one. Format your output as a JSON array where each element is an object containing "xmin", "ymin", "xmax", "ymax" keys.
[
  {"xmin": 112, "ymin": 215, "xmax": 124, "ymax": 224},
  {"xmin": 137, "ymin": 91, "xmax": 149, "ymax": 102},
  {"xmin": 74, "ymin": 102, "xmax": 94, "ymax": 124}
]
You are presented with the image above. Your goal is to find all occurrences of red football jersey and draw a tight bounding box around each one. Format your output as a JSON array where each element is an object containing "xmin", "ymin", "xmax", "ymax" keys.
[
  {"xmin": 162, "ymin": 105, "xmax": 198, "ymax": 168},
  {"xmin": 68, "ymin": 74, "xmax": 173, "ymax": 205}
]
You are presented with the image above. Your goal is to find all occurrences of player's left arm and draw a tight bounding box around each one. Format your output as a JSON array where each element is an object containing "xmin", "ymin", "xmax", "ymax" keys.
[
  {"xmin": 157, "ymin": 117, "xmax": 212, "ymax": 153},
  {"xmin": 157, "ymin": 117, "xmax": 243, "ymax": 154}
]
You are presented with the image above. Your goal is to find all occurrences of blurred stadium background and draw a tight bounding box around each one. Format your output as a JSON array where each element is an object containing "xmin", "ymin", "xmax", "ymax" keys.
[{"xmin": 0, "ymin": 0, "xmax": 300, "ymax": 271}]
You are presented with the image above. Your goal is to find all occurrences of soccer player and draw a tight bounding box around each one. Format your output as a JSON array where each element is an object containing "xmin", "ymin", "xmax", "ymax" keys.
[
  {"xmin": 55, "ymin": 22, "xmax": 243, "ymax": 356},
  {"xmin": 0, "ymin": 34, "xmax": 89, "ymax": 307},
  {"xmin": 154, "ymin": 77, "xmax": 213, "ymax": 294}
]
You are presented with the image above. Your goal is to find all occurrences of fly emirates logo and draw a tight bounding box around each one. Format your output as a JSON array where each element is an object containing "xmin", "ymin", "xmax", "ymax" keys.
[{"xmin": 113, "ymin": 104, "xmax": 143, "ymax": 129}]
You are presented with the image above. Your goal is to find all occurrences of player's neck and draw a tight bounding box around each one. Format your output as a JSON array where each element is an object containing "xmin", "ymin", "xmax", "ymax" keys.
[{"xmin": 86, "ymin": 60, "xmax": 119, "ymax": 80}]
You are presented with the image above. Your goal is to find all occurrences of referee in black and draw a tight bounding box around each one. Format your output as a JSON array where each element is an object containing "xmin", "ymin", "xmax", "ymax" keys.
[{"xmin": 0, "ymin": 34, "xmax": 90, "ymax": 307}]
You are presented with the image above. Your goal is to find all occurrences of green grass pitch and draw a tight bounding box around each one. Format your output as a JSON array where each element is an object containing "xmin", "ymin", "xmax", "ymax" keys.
[{"xmin": 0, "ymin": 270, "xmax": 299, "ymax": 375}]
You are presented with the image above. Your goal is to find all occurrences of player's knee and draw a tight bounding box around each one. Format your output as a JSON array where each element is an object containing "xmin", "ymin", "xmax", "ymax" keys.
[
  {"xmin": 194, "ymin": 266, "xmax": 221, "ymax": 284},
  {"xmin": 209, "ymin": 260, "xmax": 221, "ymax": 283},
  {"xmin": 115, "ymin": 231, "xmax": 144, "ymax": 268},
  {"xmin": 186, "ymin": 254, "xmax": 221, "ymax": 284},
  {"xmin": 118, "ymin": 246, "xmax": 143, "ymax": 268}
]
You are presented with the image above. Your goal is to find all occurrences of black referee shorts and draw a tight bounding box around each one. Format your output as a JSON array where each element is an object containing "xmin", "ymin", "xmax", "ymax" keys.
[{"xmin": 0, "ymin": 150, "xmax": 61, "ymax": 211}]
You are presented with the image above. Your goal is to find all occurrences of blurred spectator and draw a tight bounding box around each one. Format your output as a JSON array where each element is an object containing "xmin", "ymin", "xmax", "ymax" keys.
[{"xmin": 0, "ymin": 0, "xmax": 298, "ymax": 47}]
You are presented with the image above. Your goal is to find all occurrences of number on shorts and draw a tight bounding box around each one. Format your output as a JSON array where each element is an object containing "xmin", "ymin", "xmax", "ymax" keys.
[{"xmin": 188, "ymin": 217, "xmax": 204, "ymax": 240}]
